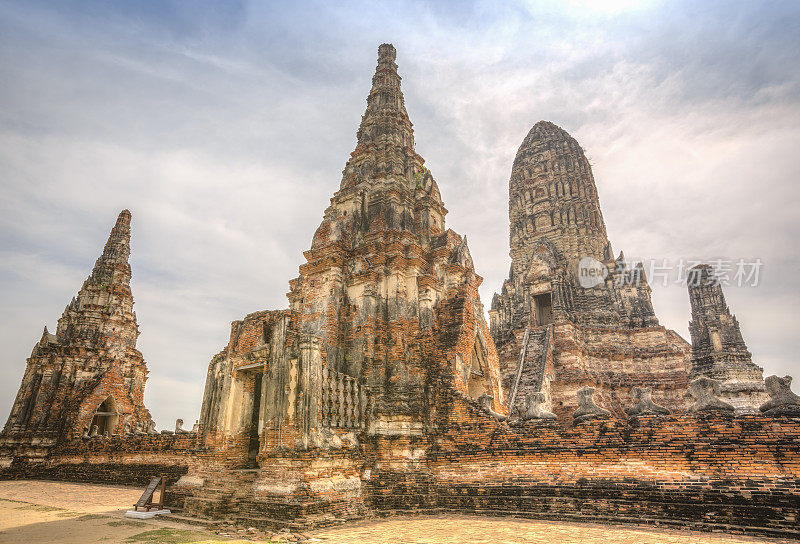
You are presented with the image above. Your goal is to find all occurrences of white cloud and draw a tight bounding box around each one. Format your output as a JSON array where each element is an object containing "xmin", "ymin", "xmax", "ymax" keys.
[{"xmin": 1, "ymin": 0, "xmax": 799, "ymax": 428}]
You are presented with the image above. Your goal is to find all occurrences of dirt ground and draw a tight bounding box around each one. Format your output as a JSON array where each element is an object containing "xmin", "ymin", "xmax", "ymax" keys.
[{"xmin": 0, "ymin": 480, "xmax": 795, "ymax": 544}]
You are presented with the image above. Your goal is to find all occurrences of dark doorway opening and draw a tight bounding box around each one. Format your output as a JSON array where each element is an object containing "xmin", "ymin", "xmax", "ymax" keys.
[
  {"xmin": 533, "ymin": 293, "xmax": 553, "ymax": 326},
  {"xmin": 248, "ymin": 373, "xmax": 263, "ymax": 467}
]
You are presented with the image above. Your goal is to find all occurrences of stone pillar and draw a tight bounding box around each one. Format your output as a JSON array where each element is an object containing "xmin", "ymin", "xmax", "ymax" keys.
[{"xmin": 298, "ymin": 336, "xmax": 322, "ymax": 450}]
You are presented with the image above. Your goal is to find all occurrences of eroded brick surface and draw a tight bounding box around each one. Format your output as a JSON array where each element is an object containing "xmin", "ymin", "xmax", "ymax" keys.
[{"xmin": 0, "ymin": 44, "xmax": 797, "ymax": 538}]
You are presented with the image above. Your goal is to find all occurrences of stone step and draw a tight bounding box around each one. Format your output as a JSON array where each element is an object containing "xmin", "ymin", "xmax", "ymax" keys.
[
  {"xmin": 159, "ymin": 512, "xmax": 217, "ymax": 527},
  {"xmin": 183, "ymin": 496, "xmax": 225, "ymax": 519},
  {"xmin": 194, "ymin": 491, "xmax": 231, "ymax": 498},
  {"xmin": 198, "ymin": 484, "xmax": 235, "ymax": 492},
  {"xmin": 231, "ymin": 515, "xmax": 305, "ymax": 531}
]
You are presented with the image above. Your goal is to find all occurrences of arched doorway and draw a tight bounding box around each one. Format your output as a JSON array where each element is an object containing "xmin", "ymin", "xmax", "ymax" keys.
[{"xmin": 90, "ymin": 396, "xmax": 119, "ymax": 435}]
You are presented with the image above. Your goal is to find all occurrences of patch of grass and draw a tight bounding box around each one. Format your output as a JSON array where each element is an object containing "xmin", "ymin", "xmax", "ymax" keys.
[
  {"xmin": 125, "ymin": 528, "xmax": 220, "ymax": 543},
  {"xmin": 75, "ymin": 513, "xmax": 109, "ymax": 522},
  {"xmin": 15, "ymin": 504, "xmax": 63, "ymax": 512},
  {"xmin": 125, "ymin": 528, "xmax": 265, "ymax": 543},
  {"xmin": 55, "ymin": 511, "xmax": 82, "ymax": 518},
  {"xmin": 107, "ymin": 520, "xmax": 147, "ymax": 527}
]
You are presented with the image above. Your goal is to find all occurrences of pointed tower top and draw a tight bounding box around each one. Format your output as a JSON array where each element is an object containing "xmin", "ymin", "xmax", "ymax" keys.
[
  {"xmin": 57, "ymin": 209, "xmax": 139, "ymax": 348},
  {"xmin": 86, "ymin": 209, "xmax": 132, "ymax": 288},
  {"xmin": 354, "ymin": 43, "xmax": 413, "ymax": 151},
  {"xmin": 378, "ymin": 43, "xmax": 396, "ymax": 62},
  {"xmin": 117, "ymin": 209, "xmax": 131, "ymax": 226},
  {"xmin": 338, "ymin": 44, "xmax": 431, "ymax": 194},
  {"xmin": 687, "ymin": 264, "xmax": 718, "ymax": 288}
]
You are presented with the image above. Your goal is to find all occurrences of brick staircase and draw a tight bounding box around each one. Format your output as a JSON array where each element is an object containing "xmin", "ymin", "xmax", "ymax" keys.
[{"xmin": 507, "ymin": 325, "xmax": 552, "ymax": 414}]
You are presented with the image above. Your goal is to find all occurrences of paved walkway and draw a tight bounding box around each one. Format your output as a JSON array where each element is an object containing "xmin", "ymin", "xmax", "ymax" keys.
[
  {"xmin": 0, "ymin": 479, "xmax": 139, "ymax": 513},
  {"xmin": 0, "ymin": 480, "xmax": 240, "ymax": 544},
  {"xmin": 0, "ymin": 480, "xmax": 795, "ymax": 544},
  {"xmin": 312, "ymin": 516, "xmax": 795, "ymax": 544}
]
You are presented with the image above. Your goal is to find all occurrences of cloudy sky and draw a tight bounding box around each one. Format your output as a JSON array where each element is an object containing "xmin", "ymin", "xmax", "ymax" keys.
[{"xmin": 1, "ymin": 0, "xmax": 798, "ymax": 429}]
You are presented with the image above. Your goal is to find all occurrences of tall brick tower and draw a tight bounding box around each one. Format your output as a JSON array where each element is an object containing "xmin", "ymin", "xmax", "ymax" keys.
[
  {"xmin": 194, "ymin": 42, "xmax": 503, "ymax": 465},
  {"xmin": 1, "ymin": 210, "xmax": 152, "ymax": 458},
  {"xmin": 182, "ymin": 45, "xmax": 505, "ymax": 523},
  {"xmin": 688, "ymin": 264, "xmax": 767, "ymax": 411},
  {"xmin": 509, "ymin": 121, "xmax": 611, "ymax": 273},
  {"xmin": 491, "ymin": 122, "xmax": 690, "ymax": 419}
]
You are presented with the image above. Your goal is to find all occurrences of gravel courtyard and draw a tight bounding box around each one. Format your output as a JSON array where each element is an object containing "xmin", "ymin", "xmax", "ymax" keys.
[{"xmin": 0, "ymin": 480, "xmax": 794, "ymax": 544}]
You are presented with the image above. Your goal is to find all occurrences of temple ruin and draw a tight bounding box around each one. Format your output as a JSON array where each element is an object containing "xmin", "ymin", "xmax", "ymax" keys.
[
  {"xmin": 175, "ymin": 42, "xmax": 504, "ymax": 524},
  {"xmin": 488, "ymin": 121, "xmax": 768, "ymax": 421},
  {"xmin": 0, "ymin": 210, "xmax": 153, "ymax": 461},
  {"xmin": 687, "ymin": 264, "xmax": 768, "ymax": 410},
  {"xmin": 0, "ymin": 44, "xmax": 798, "ymax": 537}
]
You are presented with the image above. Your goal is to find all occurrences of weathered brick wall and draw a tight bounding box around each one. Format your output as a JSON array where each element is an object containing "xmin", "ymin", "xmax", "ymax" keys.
[
  {"xmin": 226, "ymin": 310, "xmax": 287, "ymax": 358},
  {"xmin": 433, "ymin": 279, "xmax": 506, "ymax": 412},
  {"xmin": 369, "ymin": 394, "xmax": 800, "ymax": 534},
  {"xmin": 548, "ymin": 322, "xmax": 691, "ymax": 421},
  {"xmin": 0, "ymin": 433, "xmax": 196, "ymax": 487},
  {"xmin": 4, "ymin": 459, "xmax": 189, "ymax": 488},
  {"xmin": 363, "ymin": 433, "xmax": 435, "ymax": 511},
  {"xmin": 178, "ymin": 447, "xmax": 367, "ymax": 528}
]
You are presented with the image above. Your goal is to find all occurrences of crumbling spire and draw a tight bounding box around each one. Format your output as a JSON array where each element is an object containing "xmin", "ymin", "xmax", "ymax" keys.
[
  {"xmin": 687, "ymin": 264, "xmax": 766, "ymax": 411},
  {"xmin": 2, "ymin": 208, "xmax": 151, "ymax": 439},
  {"xmin": 56, "ymin": 210, "xmax": 139, "ymax": 350},
  {"xmin": 340, "ymin": 44, "xmax": 426, "ymax": 192},
  {"xmin": 355, "ymin": 43, "xmax": 414, "ymax": 150},
  {"xmin": 688, "ymin": 265, "xmax": 747, "ymax": 357},
  {"xmin": 88, "ymin": 209, "xmax": 132, "ymax": 287}
]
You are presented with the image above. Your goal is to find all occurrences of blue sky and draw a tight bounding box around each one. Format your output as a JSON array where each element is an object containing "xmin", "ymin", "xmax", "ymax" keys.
[{"xmin": 1, "ymin": 0, "xmax": 799, "ymax": 429}]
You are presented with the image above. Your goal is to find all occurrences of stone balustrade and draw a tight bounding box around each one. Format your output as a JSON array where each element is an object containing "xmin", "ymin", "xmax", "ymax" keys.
[{"xmin": 321, "ymin": 366, "xmax": 370, "ymax": 429}]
